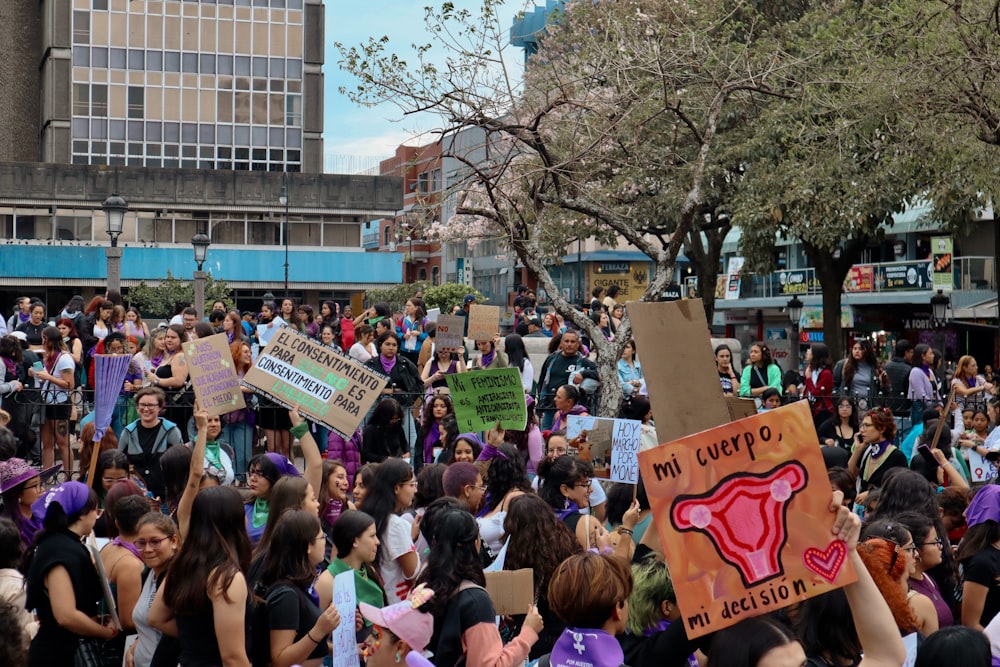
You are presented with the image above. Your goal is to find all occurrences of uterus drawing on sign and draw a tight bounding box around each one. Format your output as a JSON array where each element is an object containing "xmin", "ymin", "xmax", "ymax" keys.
[{"xmin": 670, "ymin": 461, "xmax": 808, "ymax": 588}]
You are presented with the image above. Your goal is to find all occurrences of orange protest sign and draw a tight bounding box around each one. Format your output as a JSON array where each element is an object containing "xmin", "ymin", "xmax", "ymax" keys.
[{"xmin": 638, "ymin": 400, "xmax": 856, "ymax": 638}]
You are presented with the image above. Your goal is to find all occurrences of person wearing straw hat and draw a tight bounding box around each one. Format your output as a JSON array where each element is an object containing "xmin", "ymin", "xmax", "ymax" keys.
[
  {"xmin": 23, "ymin": 481, "xmax": 114, "ymax": 666},
  {"xmin": 360, "ymin": 584, "xmax": 436, "ymax": 667},
  {"xmin": 0, "ymin": 458, "xmax": 61, "ymax": 549}
]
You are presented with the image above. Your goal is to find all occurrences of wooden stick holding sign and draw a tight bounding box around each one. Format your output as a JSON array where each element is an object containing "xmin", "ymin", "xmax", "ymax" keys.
[
  {"xmin": 242, "ymin": 325, "xmax": 388, "ymax": 437},
  {"xmin": 929, "ymin": 385, "xmax": 958, "ymax": 450}
]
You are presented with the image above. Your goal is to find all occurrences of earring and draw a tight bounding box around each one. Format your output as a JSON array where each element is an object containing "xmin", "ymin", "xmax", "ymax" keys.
[{"xmin": 395, "ymin": 653, "xmax": 402, "ymax": 664}]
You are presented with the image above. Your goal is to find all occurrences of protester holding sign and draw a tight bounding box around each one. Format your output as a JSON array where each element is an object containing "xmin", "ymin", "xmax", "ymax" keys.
[
  {"xmin": 416, "ymin": 508, "xmax": 543, "ymax": 667},
  {"xmin": 422, "ymin": 347, "xmax": 466, "ymax": 394},
  {"xmin": 703, "ymin": 491, "xmax": 906, "ymax": 667},
  {"xmin": 317, "ymin": 510, "xmax": 386, "ymax": 613},
  {"xmin": 366, "ymin": 332, "xmax": 422, "ymax": 448},
  {"xmin": 470, "ymin": 335, "xmax": 508, "ymax": 371},
  {"xmin": 257, "ymin": 510, "xmax": 340, "ymax": 667}
]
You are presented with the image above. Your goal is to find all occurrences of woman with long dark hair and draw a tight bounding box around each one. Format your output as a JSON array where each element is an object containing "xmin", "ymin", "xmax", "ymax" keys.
[
  {"xmin": 738, "ymin": 342, "xmax": 782, "ymax": 404},
  {"xmin": 317, "ymin": 509, "xmax": 385, "ymax": 613},
  {"xmin": 150, "ymin": 486, "xmax": 252, "ymax": 666},
  {"xmin": 366, "ymin": 331, "xmax": 422, "ymax": 449},
  {"xmin": 503, "ymin": 494, "xmax": 581, "ymax": 658},
  {"xmin": 908, "ymin": 343, "xmax": 940, "ymax": 407},
  {"xmin": 397, "ymin": 299, "xmax": 428, "ymax": 366},
  {"xmin": 416, "ymin": 508, "xmax": 542, "ymax": 666},
  {"xmin": 358, "ymin": 458, "xmax": 419, "ymax": 603},
  {"xmin": 475, "ymin": 443, "xmax": 530, "ymax": 554},
  {"xmin": 256, "ymin": 510, "xmax": 340, "ymax": 667},
  {"xmin": 143, "ymin": 323, "xmax": 191, "ymax": 442},
  {"xmin": 804, "ymin": 342, "xmax": 835, "ymax": 427},
  {"xmin": 715, "ymin": 344, "xmax": 740, "ymax": 396},
  {"xmin": 30, "ymin": 326, "xmax": 75, "ymax": 474},
  {"xmin": 818, "ymin": 397, "xmax": 859, "ymax": 451},
  {"xmin": 416, "ymin": 394, "xmax": 455, "ymax": 472},
  {"xmin": 504, "ymin": 333, "xmax": 534, "ymax": 393},
  {"xmin": 842, "ymin": 338, "xmax": 889, "ymax": 402},
  {"xmin": 362, "ymin": 397, "xmax": 408, "ymax": 464},
  {"xmin": 23, "ymin": 482, "xmax": 111, "ymax": 666}
]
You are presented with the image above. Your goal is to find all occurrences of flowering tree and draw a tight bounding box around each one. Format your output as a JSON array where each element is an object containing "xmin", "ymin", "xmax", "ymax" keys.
[{"xmin": 339, "ymin": 0, "xmax": 803, "ymax": 415}]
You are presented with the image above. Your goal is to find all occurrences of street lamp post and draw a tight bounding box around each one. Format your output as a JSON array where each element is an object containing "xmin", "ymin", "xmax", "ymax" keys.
[
  {"xmin": 102, "ymin": 194, "xmax": 128, "ymax": 295},
  {"xmin": 930, "ymin": 289, "xmax": 950, "ymax": 326},
  {"xmin": 787, "ymin": 295, "xmax": 804, "ymax": 372},
  {"xmin": 279, "ymin": 178, "xmax": 289, "ymax": 297},
  {"xmin": 192, "ymin": 228, "xmax": 211, "ymax": 318}
]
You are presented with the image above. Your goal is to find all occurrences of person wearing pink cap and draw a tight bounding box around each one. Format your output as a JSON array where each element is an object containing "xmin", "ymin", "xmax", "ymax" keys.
[{"xmin": 360, "ymin": 583, "xmax": 435, "ymax": 667}]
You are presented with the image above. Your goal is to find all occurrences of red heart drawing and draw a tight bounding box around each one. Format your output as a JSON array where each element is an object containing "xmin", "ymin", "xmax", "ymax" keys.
[{"xmin": 803, "ymin": 540, "xmax": 847, "ymax": 583}]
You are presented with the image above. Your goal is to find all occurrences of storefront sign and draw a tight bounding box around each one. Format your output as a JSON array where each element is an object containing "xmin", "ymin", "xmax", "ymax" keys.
[
  {"xmin": 876, "ymin": 261, "xmax": 931, "ymax": 291},
  {"xmin": 844, "ymin": 266, "xmax": 874, "ymax": 293},
  {"xmin": 588, "ymin": 261, "xmax": 650, "ymax": 300},
  {"xmin": 932, "ymin": 237, "xmax": 953, "ymax": 292},
  {"xmin": 724, "ymin": 258, "xmax": 744, "ymax": 301},
  {"xmin": 777, "ymin": 270, "xmax": 820, "ymax": 295}
]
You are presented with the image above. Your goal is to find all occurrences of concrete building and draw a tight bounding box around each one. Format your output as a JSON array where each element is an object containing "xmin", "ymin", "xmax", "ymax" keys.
[{"xmin": 0, "ymin": 0, "xmax": 405, "ymax": 312}]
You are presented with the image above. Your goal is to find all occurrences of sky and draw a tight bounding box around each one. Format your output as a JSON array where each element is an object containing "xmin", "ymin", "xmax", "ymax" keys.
[{"xmin": 322, "ymin": 0, "xmax": 530, "ymax": 173}]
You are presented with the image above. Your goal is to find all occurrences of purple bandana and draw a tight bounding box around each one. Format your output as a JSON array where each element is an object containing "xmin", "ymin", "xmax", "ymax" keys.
[
  {"xmin": 966, "ymin": 485, "xmax": 1000, "ymax": 527},
  {"xmin": 423, "ymin": 421, "xmax": 441, "ymax": 464},
  {"xmin": 31, "ymin": 481, "xmax": 92, "ymax": 520},
  {"xmin": 379, "ymin": 354, "xmax": 397, "ymax": 375},
  {"xmin": 555, "ymin": 500, "xmax": 581, "ymax": 522},
  {"xmin": 550, "ymin": 628, "xmax": 624, "ymax": 667},
  {"xmin": 867, "ymin": 439, "xmax": 893, "ymax": 460},
  {"xmin": 480, "ymin": 349, "xmax": 496, "ymax": 368}
]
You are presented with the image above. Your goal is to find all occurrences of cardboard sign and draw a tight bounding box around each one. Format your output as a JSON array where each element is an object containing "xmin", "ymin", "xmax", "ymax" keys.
[
  {"xmin": 182, "ymin": 333, "xmax": 246, "ymax": 417},
  {"xmin": 638, "ymin": 401, "xmax": 856, "ymax": 638},
  {"xmin": 446, "ymin": 368, "xmax": 527, "ymax": 431},
  {"xmin": 435, "ymin": 314, "xmax": 466, "ymax": 353},
  {"xmin": 243, "ymin": 325, "xmax": 388, "ymax": 437},
  {"xmin": 332, "ymin": 570, "xmax": 360, "ymax": 667},
  {"xmin": 87, "ymin": 538, "xmax": 122, "ymax": 631},
  {"xmin": 483, "ymin": 568, "xmax": 534, "ymax": 616},
  {"xmin": 968, "ymin": 448, "xmax": 998, "ymax": 483},
  {"xmin": 627, "ymin": 300, "xmax": 731, "ymax": 442},
  {"xmin": 567, "ymin": 415, "xmax": 642, "ymax": 483},
  {"xmin": 467, "ymin": 304, "xmax": 501, "ymax": 341}
]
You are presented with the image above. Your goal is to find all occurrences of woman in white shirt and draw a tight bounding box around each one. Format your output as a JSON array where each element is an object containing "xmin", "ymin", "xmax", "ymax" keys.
[{"xmin": 349, "ymin": 325, "xmax": 377, "ymax": 363}]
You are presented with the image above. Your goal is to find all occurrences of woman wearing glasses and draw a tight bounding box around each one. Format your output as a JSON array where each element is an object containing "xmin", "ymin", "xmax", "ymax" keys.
[
  {"xmin": 859, "ymin": 519, "xmax": 939, "ymax": 636},
  {"xmin": 0, "ymin": 458, "xmax": 58, "ymax": 550},
  {"xmin": 893, "ymin": 511, "xmax": 954, "ymax": 628},
  {"xmin": 848, "ymin": 408, "xmax": 907, "ymax": 496},
  {"xmin": 118, "ymin": 387, "xmax": 184, "ymax": 502},
  {"xmin": 126, "ymin": 513, "xmax": 179, "ymax": 667}
]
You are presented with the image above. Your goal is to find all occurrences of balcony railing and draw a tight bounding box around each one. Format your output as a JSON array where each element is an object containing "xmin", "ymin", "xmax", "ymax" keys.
[{"xmin": 718, "ymin": 256, "xmax": 993, "ymax": 299}]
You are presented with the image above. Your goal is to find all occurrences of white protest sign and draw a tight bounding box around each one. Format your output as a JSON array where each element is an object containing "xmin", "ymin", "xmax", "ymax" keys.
[
  {"xmin": 610, "ymin": 418, "xmax": 642, "ymax": 484},
  {"xmin": 567, "ymin": 415, "xmax": 641, "ymax": 482},
  {"xmin": 332, "ymin": 570, "xmax": 360, "ymax": 667},
  {"xmin": 435, "ymin": 314, "xmax": 466, "ymax": 353},
  {"xmin": 968, "ymin": 448, "xmax": 998, "ymax": 483}
]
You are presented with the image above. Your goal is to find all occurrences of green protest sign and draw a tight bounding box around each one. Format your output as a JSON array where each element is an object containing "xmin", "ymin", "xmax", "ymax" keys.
[{"xmin": 446, "ymin": 368, "xmax": 527, "ymax": 432}]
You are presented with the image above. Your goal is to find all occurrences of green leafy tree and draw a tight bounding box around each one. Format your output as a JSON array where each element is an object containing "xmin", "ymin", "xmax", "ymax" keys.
[
  {"xmin": 363, "ymin": 282, "xmax": 433, "ymax": 314},
  {"xmin": 125, "ymin": 272, "xmax": 233, "ymax": 320},
  {"xmin": 339, "ymin": 0, "xmax": 803, "ymax": 415}
]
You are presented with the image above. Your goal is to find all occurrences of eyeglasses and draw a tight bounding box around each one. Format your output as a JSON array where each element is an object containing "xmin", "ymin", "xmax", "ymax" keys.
[
  {"xmin": 135, "ymin": 536, "xmax": 171, "ymax": 550},
  {"xmin": 859, "ymin": 422, "xmax": 873, "ymax": 429},
  {"xmin": 574, "ymin": 480, "xmax": 593, "ymax": 489},
  {"xmin": 248, "ymin": 470, "xmax": 264, "ymax": 478},
  {"xmin": 901, "ymin": 544, "xmax": 919, "ymax": 555},
  {"xmin": 923, "ymin": 538, "xmax": 944, "ymax": 548},
  {"xmin": 475, "ymin": 485, "xmax": 487, "ymax": 492},
  {"xmin": 103, "ymin": 476, "xmax": 128, "ymax": 485},
  {"xmin": 137, "ymin": 403, "xmax": 161, "ymax": 410}
]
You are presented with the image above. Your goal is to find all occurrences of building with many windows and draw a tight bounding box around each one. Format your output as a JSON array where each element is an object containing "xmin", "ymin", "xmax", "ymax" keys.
[{"xmin": 0, "ymin": 0, "xmax": 405, "ymax": 310}]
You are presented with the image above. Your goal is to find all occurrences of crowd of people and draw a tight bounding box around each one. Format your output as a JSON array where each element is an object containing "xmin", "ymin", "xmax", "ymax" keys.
[{"xmin": 0, "ymin": 288, "xmax": 998, "ymax": 667}]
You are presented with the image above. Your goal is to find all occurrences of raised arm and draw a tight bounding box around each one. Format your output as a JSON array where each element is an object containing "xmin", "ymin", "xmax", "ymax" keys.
[
  {"xmin": 289, "ymin": 407, "xmax": 322, "ymax": 507},
  {"xmin": 830, "ymin": 492, "xmax": 906, "ymax": 667},
  {"xmin": 178, "ymin": 407, "xmax": 209, "ymax": 541}
]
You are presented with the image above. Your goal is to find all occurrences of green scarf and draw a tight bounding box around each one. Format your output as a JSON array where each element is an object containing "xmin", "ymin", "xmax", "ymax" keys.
[
  {"xmin": 328, "ymin": 557, "xmax": 385, "ymax": 612},
  {"xmin": 251, "ymin": 497, "xmax": 269, "ymax": 529},
  {"xmin": 205, "ymin": 440, "xmax": 224, "ymax": 471}
]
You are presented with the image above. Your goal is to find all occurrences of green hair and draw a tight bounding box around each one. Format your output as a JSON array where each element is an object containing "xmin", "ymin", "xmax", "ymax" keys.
[{"xmin": 627, "ymin": 558, "xmax": 676, "ymax": 635}]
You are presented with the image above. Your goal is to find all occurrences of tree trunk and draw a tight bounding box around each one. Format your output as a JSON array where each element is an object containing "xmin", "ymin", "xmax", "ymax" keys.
[
  {"xmin": 684, "ymin": 217, "xmax": 729, "ymax": 326},
  {"xmin": 803, "ymin": 237, "xmax": 867, "ymax": 360}
]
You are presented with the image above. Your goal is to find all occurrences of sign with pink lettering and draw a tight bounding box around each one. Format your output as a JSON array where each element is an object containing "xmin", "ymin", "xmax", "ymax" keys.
[{"xmin": 637, "ymin": 400, "xmax": 856, "ymax": 638}]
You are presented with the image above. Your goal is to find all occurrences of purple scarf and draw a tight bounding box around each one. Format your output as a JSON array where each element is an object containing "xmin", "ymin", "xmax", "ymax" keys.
[
  {"xmin": 112, "ymin": 537, "xmax": 142, "ymax": 560},
  {"xmin": 550, "ymin": 628, "xmax": 624, "ymax": 667},
  {"xmin": 379, "ymin": 354, "xmax": 397, "ymax": 375},
  {"xmin": 423, "ymin": 421, "xmax": 440, "ymax": 464},
  {"xmin": 867, "ymin": 439, "xmax": 894, "ymax": 459},
  {"xmin": 2, "ymin": 356, "xmax": 16, "ymax": 379},
  {"xmin": 18, "ymin": 512, "xmax": 42, "ymax": 547},
  {"xmin": 555, "ymin": 500, "xmax": 581, "ymax": 522},
  {"xmin": 17, "ymin": 312, "xmax": 29, "ymax": 324},
  {"xmin": 480, "ymin": 349, "xmax": 496, "ymax": 368},
  {"xmin": 552, "ymin": 404, "xmax": 588, "ymax": 432},
  {"xmin": 323, "ymin": 498, "xmax": 344, "ymax": 527}
]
